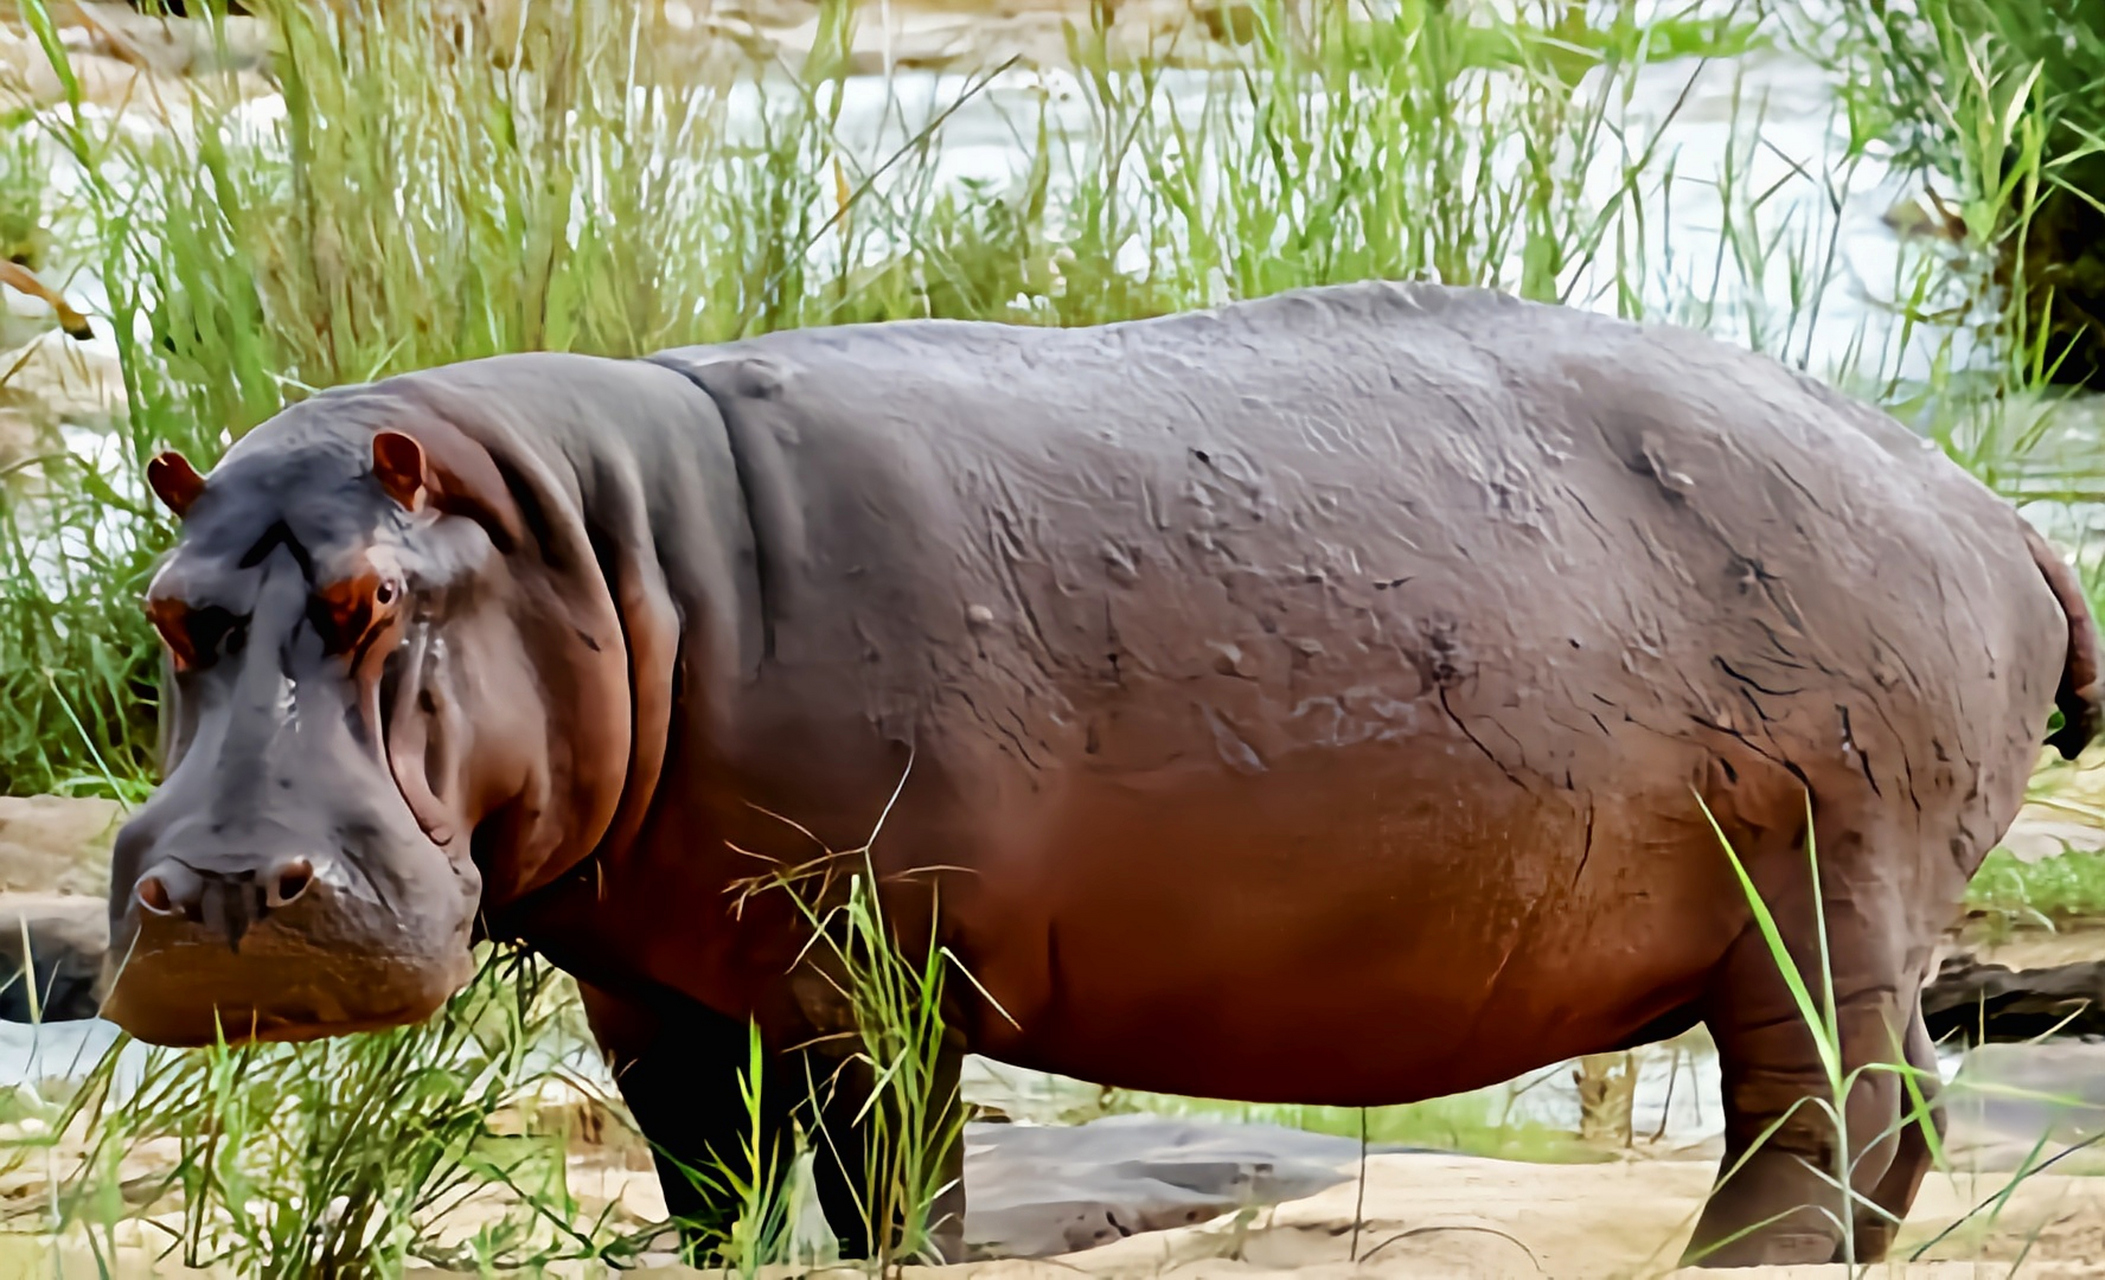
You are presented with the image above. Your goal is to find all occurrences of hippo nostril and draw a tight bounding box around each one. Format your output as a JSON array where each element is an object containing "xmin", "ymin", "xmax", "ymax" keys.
[
  {"xmin": 136, "ymin": 875, "xmax": 174, "ymax": 916},
  {"xmin": 267, "ymin": 857, "xmax": 314, "ymax": 909}
]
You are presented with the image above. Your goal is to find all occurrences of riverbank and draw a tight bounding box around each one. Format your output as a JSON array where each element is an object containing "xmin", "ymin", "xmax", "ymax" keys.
[{"xmin": 0, "ymin": 0, "xmax": 1310, "ymax": 120}]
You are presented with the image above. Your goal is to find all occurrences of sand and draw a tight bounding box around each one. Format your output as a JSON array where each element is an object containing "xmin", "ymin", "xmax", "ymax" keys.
[{"xmin": 552, "ymin": 1142, "xmax": 2105, "ymax": 1278}]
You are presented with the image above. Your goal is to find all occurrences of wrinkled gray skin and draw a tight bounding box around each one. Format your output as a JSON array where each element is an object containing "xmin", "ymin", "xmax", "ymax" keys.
[{"xmin": 104, "ymin": 282, "xmax": 2098, "ymax": 1267}]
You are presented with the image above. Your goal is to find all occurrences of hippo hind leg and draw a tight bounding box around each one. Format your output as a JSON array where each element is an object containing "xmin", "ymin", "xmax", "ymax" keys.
[
  {"xmin": 1849, "ymin": 1007, "xmax": 1945, "ymax": 1261},
  {"xmin": 578, "ymin": 982, "xmax": 794, "ymax": 1264},
  {"xmin": 1683, "ymin": 815, "xmax": 1938, "ymax": 1268}
]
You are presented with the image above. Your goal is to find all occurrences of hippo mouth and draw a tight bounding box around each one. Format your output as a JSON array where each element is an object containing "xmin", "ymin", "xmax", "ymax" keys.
[
  {"xmin": 100, "ymin": 899, "xmax": 478, "ymax": 1047},
  {"xmin": 102, "ymin": 822, "xmax": 481, "ymax": 1047}
]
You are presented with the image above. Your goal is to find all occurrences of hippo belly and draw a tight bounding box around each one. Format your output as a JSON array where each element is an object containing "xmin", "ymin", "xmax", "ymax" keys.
[
  {"xmin": 928, "ymin": 571, "xmax": 1786, "ymax": 1105},
  {"xmin": 955, "ymin": 742, "xmax": 1742, "ymax": 1105}
]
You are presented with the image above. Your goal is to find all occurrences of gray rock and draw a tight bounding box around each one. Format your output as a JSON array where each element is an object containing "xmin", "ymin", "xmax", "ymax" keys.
[
  {"xmin": 0, "ymin": 895, "xmax": 108, "ymax": 1023},
  {"xmin": 962, "ymin": 1113, "xmax": 1385, "ymax": 1258},
  {"xmin": 0, "ymin": 796, "xmax": 120, "ymax": 896}
]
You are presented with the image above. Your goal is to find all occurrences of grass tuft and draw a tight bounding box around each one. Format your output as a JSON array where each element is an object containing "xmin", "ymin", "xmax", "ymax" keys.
[{"xmin": 0, "ymin": 946, "xmax": 638, "ymax": 1277}]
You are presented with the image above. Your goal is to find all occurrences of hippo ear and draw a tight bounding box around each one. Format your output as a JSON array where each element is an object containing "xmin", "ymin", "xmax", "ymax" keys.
[
  {"xmin": 372, "ymin": 430, "xmax": 433, "ymax": 513},
  {"xmin": 146, "ymin": 451, "xmax": 206, "ymax": 519}
]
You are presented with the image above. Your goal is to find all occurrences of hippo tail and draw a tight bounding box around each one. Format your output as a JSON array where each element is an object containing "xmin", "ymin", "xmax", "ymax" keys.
[{"xmin": 2024, "ymin": 519, "xmax": 2103, "ymax": 761}]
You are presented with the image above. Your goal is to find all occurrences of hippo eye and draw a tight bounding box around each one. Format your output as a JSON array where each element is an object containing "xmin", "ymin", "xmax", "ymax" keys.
[{"xmin": 311, "ymin": 573, "xmax": 405, "ymax": 657}]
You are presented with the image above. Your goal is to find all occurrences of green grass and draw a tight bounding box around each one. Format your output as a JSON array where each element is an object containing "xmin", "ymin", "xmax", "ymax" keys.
[
  {"xmin": 800, "ymin": 867, "xmax": 972, "ymax": 1267},
  {"xmin": 0, "ymin": 946, "xmax": 645, "ymax": 1276},
  {"xmin": 1821, "ymin": 0, "xmax": 2105, "ymax": 194},
  {"xmin": 1965, "ymin": 848, "xmax": 2105, "ymax": 925},
  {"xmin": 1089, "ymin": 1089, "xmax": 1606, "ymax": 1165},
  {"xmin": 1817, "ymin": 0, "xmax": 2105, "ymax": 389},
  {"xmin": 0, "ymin": 112, "xmax": 55, "ymax": 269}
]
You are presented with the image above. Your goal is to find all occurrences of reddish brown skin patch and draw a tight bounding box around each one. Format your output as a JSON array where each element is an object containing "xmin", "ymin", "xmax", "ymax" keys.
[
  {"xmin": 371, "ymin": 431, "xmax": 431, "ymax": 513},
  {"xmin": 310, "ymin": 561, "xmax": 405, "ymax": 667}
]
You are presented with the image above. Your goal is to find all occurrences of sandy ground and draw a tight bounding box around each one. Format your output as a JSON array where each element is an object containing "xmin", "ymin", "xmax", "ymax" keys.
[
  {"xmin": 524, "ymin": 1144, "xmax": 2105, "ymax": 1278},
  {"xmin": 0, "ymin": 0, "xmax": 1271, "ymax": 125},
  {"xmin": 20, "ymin": 1137, "xmax": 2095, "ymax": 1278},
  {"xmin": 962, "ymin": 1157, "xmax": 2105, "ymax": 1279}
]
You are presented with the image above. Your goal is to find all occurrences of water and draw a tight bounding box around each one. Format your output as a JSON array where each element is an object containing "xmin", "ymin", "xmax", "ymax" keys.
[
  {"xmin": 0, "ymin": 1017, "xmax": 126, "ymax": 1095},
  {"xmin": 10, "ymin": 1017, "xmax": 1731, "ymax": 1143},
  {"xmin": 22, "ymin": 37, "xmax": 1929, "ymax": 377}
]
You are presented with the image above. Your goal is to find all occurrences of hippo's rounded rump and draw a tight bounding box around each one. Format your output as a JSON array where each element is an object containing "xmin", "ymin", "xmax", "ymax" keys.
[{"xmin": 630, "ymin": 283, "xmax": 2068, "ymax": 1107}]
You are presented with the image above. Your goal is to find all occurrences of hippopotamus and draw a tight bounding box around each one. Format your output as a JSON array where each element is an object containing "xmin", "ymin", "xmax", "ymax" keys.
[{"xmin": 101, "ymin": 281, "xmax": 2098, "ymax": 1267}]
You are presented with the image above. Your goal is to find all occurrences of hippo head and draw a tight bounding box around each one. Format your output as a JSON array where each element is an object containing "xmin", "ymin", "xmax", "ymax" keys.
[{"xmin": 102, "ymin": 378, "xmax": 659, "ymax": 1046}]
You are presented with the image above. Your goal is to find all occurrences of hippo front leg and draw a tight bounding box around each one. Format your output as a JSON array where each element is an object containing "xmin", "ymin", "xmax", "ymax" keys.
[
  {"xmin": 802, "ymin": 1027, "xmax": 969, "ymax": 1264},
  {"xmin": 576, "ymin": 981, "xmax": 792, "ymax": 1263}
]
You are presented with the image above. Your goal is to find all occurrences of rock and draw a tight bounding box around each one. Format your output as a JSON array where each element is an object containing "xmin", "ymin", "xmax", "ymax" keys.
[
  {"xmin": 1947, "ymin": 1041, "xmax": 2105, "ymax": 1175},
  {"xmin": 0, "ymin": 17, "xmax": 274, "ymax": 118},
  {"xmin": 2000, "ymin": 803, "xmax": 2105, "ymax": 862},
  {"xmin": 1923, "ymin": 953, "xmax": 2105, "ymax": 1045},
  {"xmin": 1881, "ymin": 191, "xmax": 1967, "ymax": 243},
  {"xmin": 0, "ymin": 796, "xmax": 121, "ymax": 897},
  {"xmin": 706, "ymin": 0, "xmax": 1254, "ymax": 74},
  {"xmin": 69, "ymin": 1, "xmax": 272, "ymax": 77},
  {"xmin": 0, "ymin": 895, "xmax": 107, "ymax": 1022},
  {"xmin": 1191, "ymin": 0, "xmax": 1260, "ymax": 45},
  {"xmin": 963, "ymin": 1114, "xmax": 1372, "ymax": 1258}
]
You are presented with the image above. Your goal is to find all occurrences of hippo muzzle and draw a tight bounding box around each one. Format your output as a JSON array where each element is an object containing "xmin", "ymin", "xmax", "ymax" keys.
[{"xmin": 104, "ymin": 805, "xmax": 478, "ymax": 1046}]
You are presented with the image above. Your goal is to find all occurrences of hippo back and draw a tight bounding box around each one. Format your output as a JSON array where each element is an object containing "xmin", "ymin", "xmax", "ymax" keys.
[{"xmin": 644, "ymin": 282, "xmax": 2055, "ymax": 858}]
